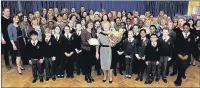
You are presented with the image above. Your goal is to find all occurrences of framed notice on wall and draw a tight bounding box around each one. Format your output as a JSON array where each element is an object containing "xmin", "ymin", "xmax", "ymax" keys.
[{"xmin": 193, "ymin": 6, "xmax": 200, "ymax": 15}]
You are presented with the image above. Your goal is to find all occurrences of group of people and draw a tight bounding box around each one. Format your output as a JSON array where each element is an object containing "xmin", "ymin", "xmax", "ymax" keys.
[{"xmin": 1, "ymin": 6, "xmax": 200, "ymax": 86}]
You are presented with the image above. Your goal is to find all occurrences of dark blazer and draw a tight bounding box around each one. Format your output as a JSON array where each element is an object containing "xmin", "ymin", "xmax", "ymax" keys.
[
  {"xmin": 159, "ymin": 37, "xmax": 173, "ymax": 57},
  {"xmin": 72, "ymin": 32, "xmax": 82, "ymax": 50},
  {"xmin": 176, "ymin": 32, "xmax": 195, "ymax": 56},
  {"xmin": 145, "ymin": 42, "xmax": 161, "ymax": 61},
  {"xmin": 135, "ymin": 37, "xmax": 150, "ymax": 57},
  {"xmin": 42, "ymin": 36, "xmax": 57, "ymax": 58},
  {"xmin": 123, "ymin": 38, "xmax": 137, "ymax": 56},
  {"xmin": 62, "ymin": 34, "xmax": 75, "ymax": 54},
  {"xmin": 26, "ymin": 41, "xmax": 43, "ymax": 60}
]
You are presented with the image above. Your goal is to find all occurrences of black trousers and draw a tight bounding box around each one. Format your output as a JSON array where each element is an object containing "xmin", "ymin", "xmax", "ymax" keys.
[
  {"xmin": 56, "ymin": 55, "xmax": 64, "ymax": 76},
  {"xmin": 146, "ymin": 61, "xmax": 157, "ymax": 82},
  {"xmin": 2, "ymin": 43, "xmax": 14, "ymax": 66},
  {"xmin": 82, "ymin": 49, "xmax": 93, "ymax": 75},
  {"xmin": 75, "ymin": 52, "xmax": 83, "ymax": 72},
  {"xmin": 136, "ymin": 59, "xmax": 145, "ymax": 77},
  {"xmin": 31, "ymin": 59, "xmax": 44, "ymax": 80},
  {"xmin": 95, "ymin": 58, "xmax": 101, "ymax": 71},
  {"xmin": 175, "ymin": 57, "xmax": 188, "ymax": 84},
  {"xmin": 117, "ymin": 54, "xmax": 126, "ymax": 72},
  {"xmin": 172, "ymin": 50, "xmax": 178, "ymax": 73},
  {"xmin": 44, "ymin": 57, "xmax": 56, "ymax": 78},
  {"xmin": 125, "ymin": 55, "xmax": 134, "ymax": 75},
  {"xmin": 65, "ymin": 55, "xmax": 75, "ymax": 76}
]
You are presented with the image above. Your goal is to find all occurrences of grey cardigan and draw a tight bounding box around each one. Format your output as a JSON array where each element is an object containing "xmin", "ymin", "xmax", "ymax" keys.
[{"xmin": 8, "ymin": 23, "xmax": 17, "ymax": 41}]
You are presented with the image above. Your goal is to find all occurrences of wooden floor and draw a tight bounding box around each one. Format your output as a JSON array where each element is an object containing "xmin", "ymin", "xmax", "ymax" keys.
[{"xmin": 2, "ymin": 56, "xmax": 200, "ymax": 87}]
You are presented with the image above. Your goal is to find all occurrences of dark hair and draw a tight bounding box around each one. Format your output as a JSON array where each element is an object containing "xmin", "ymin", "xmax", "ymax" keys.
[
  {"xmin": 128, "ymin": 30, "xmax": 134, "ymax": 34},
  {"xmin": 183, "ymin": 22, "xmax": 190, "ymax": 27},
  {"xmin": 28, "ymin": 12, "xmax": 34, "ymax": 15},
  {"xmin": 3, "ymin": 7, "xmax": 9, "ymax": 11},
  {"xmin": 101, "ymin": 14, "xmax": 110, "ymax": 21},
  {"xmin": 85, "ymin": 20, "xmax": 93, "ymax": 28},
  {"xmin": 114, "ymin": 17, "xmax": 121, "ymax": 23},
  {"xmin": 151, "ymin": 34, "xmax": 158, "ymax": 38},
  {"xmin": 139, "ymin": 29, "xmax": 146, "ymax": 34},
  {"xmin": 57, "ymin": 14, "xmax": 63, "ymax": 17},
  {"xmin": 29, "ymin": 30, "xmax": 38, "ymax": 36},
  {"xmin": 128, "ymin": 12, "xmax": 133, "ymax": 16},
  {"xmin": 187, "ymin": 18, "xmax": 194, "ymax": 26},
  {"xmin": 194, "ymin": 19, "xmax": 200, "ymax": 26},
  {"xmin": 48, "ymin": 21, "xmax": 54, "ymax": 25},
  {"xmin": 162, "ymin": 27, "xmax": 169, "ymax": 32},
  {"xmin": 70, "ymin": 15, "xmax": 76, "ymax": 20},
  {"xmin": 17, "ymin": 11, "xmax": 22, "ymax": 15},
  {"xmin": 150, "ymin": 25, "xmax": 157, "ymax": 30}
]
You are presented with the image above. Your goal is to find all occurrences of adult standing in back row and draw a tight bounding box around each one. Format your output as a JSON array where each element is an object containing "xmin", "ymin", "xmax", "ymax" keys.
[{"xmin": 1, "ymin": 8, "xmax": 13, "ymax": 70}]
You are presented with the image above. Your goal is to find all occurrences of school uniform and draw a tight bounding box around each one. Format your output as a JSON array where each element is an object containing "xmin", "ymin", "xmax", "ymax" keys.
[
  {"xmin": 62, "ymin": 33, "xmax": 75, "ymax": 78},
  {"xmin": 145, "ymin": 42, "xmax": 160, "ymax": 84},
  {"xmin": 26, "ymin": 40, "xmax": 44, "ymax": 83},
  {"xmin": 53, "ymin": 34, "xmax": 65, "ymax": 78},
  {"xmin": 171, "ymin": 27, "xmax": 182, "ymax": 75},
  {"xmin": 113, "ymin": 40, "xmax": 125, "ymax": 75},
  {"xmin": 135, "ymin": 37, "xmax": 150, "ymax": 81},
  {"xmin": 72, "ymin": 31, "xmax": 83, "ymax": 75},
  {"xmin": 174, "ymin": 31, "xmax": 195, "ymax": 86},
  {"xmin": 156, "ymin": 36, "xmax": 173, "ymax": 81},
  {"xmin": 123, "ymin": 38, "xmax": 137, "ymax": 76},
  {"xmin": 42, "ymin": 36, "xmax": 57, "ymax": 80}
]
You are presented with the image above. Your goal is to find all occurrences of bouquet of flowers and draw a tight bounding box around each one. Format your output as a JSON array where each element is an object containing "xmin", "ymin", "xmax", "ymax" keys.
[{"xmin": 108, "ymin": 31, "xmax": 123, "ymax": 46}]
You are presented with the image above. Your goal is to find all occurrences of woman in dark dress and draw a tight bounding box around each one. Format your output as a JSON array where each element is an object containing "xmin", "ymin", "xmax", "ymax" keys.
[
  {"xmin": 81, "ymin": 20, "xmax": 97, "ymax": 83},
  {"xmin": 192, "ymin": 19, "xmax": 200, "ymax": 65},
  {"xmin": 8, "ymin": 15, "xmax": 25, "ymax": 74}
]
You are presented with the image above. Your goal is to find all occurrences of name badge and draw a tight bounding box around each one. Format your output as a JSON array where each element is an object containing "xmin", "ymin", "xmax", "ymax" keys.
[
  {"xmin": 156, "ymin": 48, "xmax": 159, "ymax": 52},
  {"xmin": 37, "ymin": 46, "xmax": 40, "ymax": 49},
  {"xmin": 187, "ymin": 38, "xmax": 191, "ymax": 42},
  {"xmin": 49, "ymin": 42, "xmax": 51, "ymax": 45},
  {"xmin": 168, "ymin": 42, "xmax": 170, "ymax": 45}
]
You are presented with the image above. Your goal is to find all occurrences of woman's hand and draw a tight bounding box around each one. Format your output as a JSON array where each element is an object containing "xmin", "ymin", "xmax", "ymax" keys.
[
  {"xmin": 29, "ymin": 60, "xmax": 32, "ymax": 65},
  {"xmin": 96, "ymin": 52, "xmax": 99, "ymax": 60},
  {"xmin": 13, "ymin": 45, "xmax": 17, "ymax": 50}
]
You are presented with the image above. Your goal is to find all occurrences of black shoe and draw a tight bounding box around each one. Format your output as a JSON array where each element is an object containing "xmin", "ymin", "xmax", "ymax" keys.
[
  {"xmin": 77, "ymin": 70, "xmax": 81, "ymax": 75},
  {"xmin": 52, "ymin": 77, "xmax": 56, "ymax": 81},
  {"xmin": 45, "ymin": 78, "xmax": 49, "ymax": 81},
  {"xmin": 89, "ymin": 74, "xmax": 94, "ymax": 82},
  {"xmin": 40, "ymin": 79, "xmax": 43, "ymax": 83},
  {"xmin": 109, "ymin": 80, "xmax": 113, "ymax": 84},
  {"xmin": 66, "ymin": 75, "xmax": 70, "ymax": 78},
  {"xmin": 97, "ymin": 70, "xmax": 101, "ymax": 75},
  {"xmin": 155, "ymin": 78, "xmax": 160, "ymax": 82},
  {"xmin": 70, "ymin": 75, "xmax": 74, "ymax": 78},
  {"xmin": 102, "ymin": 80, "xmax": 106, "ymax": 83},
  {"xmin": 32, "ymin": 79, "xmax": 37, "ymax": 83},
  {"xmin": 86, "ymin": 75, "xmax": 92, "ymax": 83},
  {"xmin": 144, "ymin": 81, "xmax": 149, "ymax": 84},
  {"xmin": 135, "ymin": 76, "xmax": 140, "ymax": 81},
  {"xmin": 119, "ymin": 71, "xmax": 124, "ymax": 75},
  {"xmin": 162, "ymin": 79, "xmax": 167, "ymax": 83},
  {"xmin": 182, "ymin": 74, "xmax": 186, "ymax": 79},
  {"xmin": 140, "ymin": 77, "xmax": 143, "ymax": 81},
  {"xmin": 170, "ymin": 72, "xmax": 177, "ymax": 76},
  {"xmin": 174, "ymin": 81, "xmax": 181, "ymax": 86}
]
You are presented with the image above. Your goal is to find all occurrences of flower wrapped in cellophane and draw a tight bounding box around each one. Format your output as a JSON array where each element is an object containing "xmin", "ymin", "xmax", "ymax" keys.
[{"xmin": 108, "ymin": 31, "xmax": 123, "ymax": 46}]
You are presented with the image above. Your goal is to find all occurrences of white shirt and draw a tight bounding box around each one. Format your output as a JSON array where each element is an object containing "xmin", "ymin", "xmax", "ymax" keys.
[
  {"xmin": 76, "ymin": 31, "xmax": 81, "ymax": 36},
  {"xmin": 128, "ymin": 38, "xmax": 134, "ymax": 42},
  {"xmin": 64, "ymin": 33, "xmax": 72, "ymax": 39},
  {"xmin": 182, "ymin": 32, "xmax": 190, "ymax": 38},
  {"xmin": 54, "ymin": 34, "xmax": 60, "ymax": 41},
  {"xmin": 3, "ymin": 15, "xmax": 9, "ymax": 19},
  {"xmin": 151, "ymin": 42, "xmax": 157, "ymax": 47},
  {"xmin": 162, "ymin": 36, "xmax": 170, "ymax": 42},
  {"xmin": 31, "ymin": 40, "xmax": 38, "ymax": 46},
  {"xmin": 141, "ymin": 37, "xmax": 146, "ymax": 42}
]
